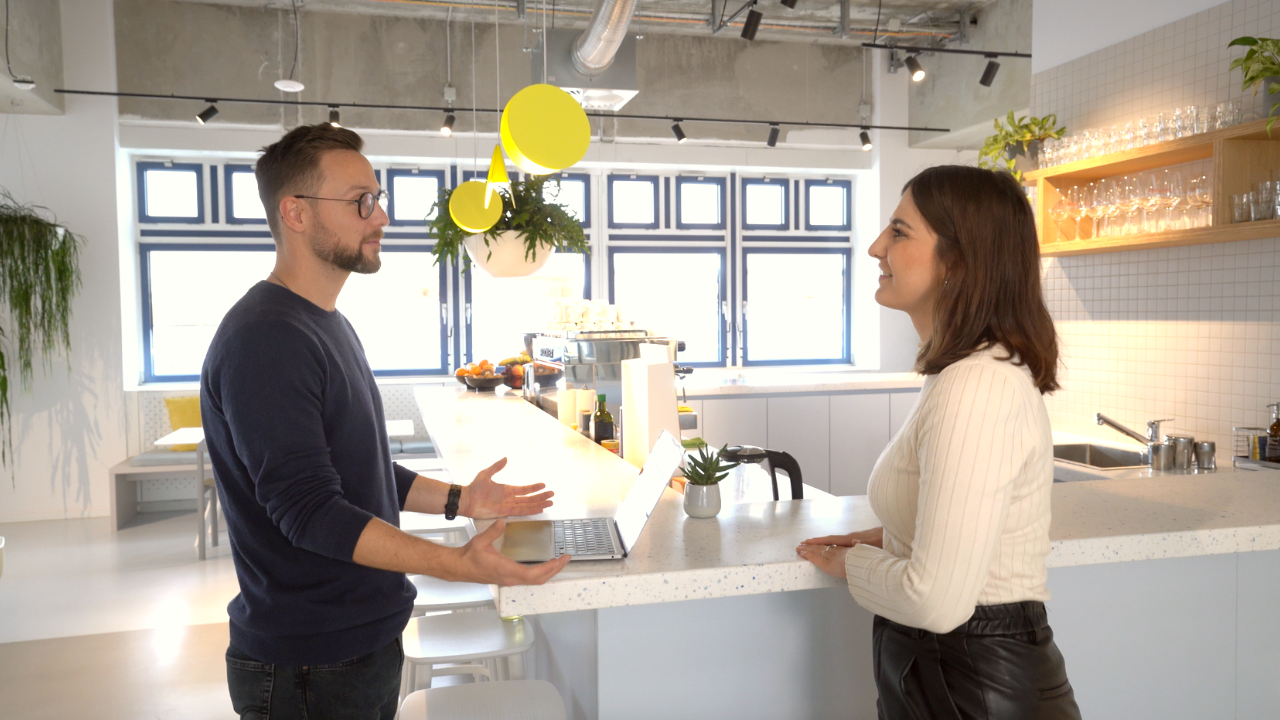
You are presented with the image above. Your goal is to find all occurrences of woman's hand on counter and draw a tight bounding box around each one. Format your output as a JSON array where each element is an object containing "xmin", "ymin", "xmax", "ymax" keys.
[
  {"xmin": 451, "ymin": 519, "xmax": 571, "ymax": 586},
  {"xmin": 795, "ymin": 527, "xmax": 884, "ymax": 579},
  {"xmin": 459, "ymin": 458, "xmax": 556, "ymax": 519}
]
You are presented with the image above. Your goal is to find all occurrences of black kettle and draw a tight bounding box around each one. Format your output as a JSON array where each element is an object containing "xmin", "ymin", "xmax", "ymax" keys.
[{"xmin": 722, "ymin": 446, "xmax": 803, "ymax": 501}]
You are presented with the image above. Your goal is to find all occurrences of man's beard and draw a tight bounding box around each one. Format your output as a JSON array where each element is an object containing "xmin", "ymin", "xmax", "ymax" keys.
[{"xmin": 311, "ymin": 216, "xmax": 381, "ymax": 274}]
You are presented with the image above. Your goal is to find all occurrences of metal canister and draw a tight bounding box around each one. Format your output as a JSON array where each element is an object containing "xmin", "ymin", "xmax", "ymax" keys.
[
  {"xmin": 578, "ymin": 409, "xmax": 592, "ymax": 438},
  {"xmin": 1148, "ymin": 441, "xmax": 1174, "ymax": 471},
  {"xmin": 1195, "ymin": 441, "xmax": 1217, "ymax": 471},
  {"xmin": 1164, "ymin": 435, "xmax": 1196, "ymax": 470}
]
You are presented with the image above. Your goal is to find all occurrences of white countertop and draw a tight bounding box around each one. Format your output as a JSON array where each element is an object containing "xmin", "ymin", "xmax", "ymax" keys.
[
  {"xmin": 415, "ymin": 385, "xmax": 1280, "ymax": 616},
  {"xmin": 677, "ymin": 370, "xmax": 923, "ymax": 397}
]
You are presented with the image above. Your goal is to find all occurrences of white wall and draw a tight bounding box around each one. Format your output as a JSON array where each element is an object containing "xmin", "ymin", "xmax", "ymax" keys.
[
  {"xmin": 869, "ymin": 51, "xmax": 971, "ymax": 371},
  {"xmin": 0, "ymin": 0, "xmax": 127, "ymax": 522},
  {"xmin": 1032, "ymin": 0, "xmax": 1228, "ymax": 73}
]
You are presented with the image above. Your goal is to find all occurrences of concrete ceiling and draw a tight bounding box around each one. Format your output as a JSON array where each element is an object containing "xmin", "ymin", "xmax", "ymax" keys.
[{"xmin": 171, "ymin": 0, "xmax": 995, "ymax": 43}]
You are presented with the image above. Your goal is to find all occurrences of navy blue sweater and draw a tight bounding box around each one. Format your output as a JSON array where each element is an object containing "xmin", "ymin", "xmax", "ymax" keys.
[{"xmin": 201, "ymin": 281, "xmax": 418, "ymax": 665}]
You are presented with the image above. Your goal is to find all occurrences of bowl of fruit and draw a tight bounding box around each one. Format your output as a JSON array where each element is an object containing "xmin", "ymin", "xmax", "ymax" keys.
[
  {"xmin": 496, "ymin": 352, "xmax": 533, "ymax": 390},
  {"xmin": 456, "ymin": 360, "xmax": 504, "ymax": 391}
]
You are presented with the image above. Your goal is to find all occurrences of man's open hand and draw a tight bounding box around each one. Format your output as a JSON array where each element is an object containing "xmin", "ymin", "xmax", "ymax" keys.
[
  {"xmin": 458, "ymin": 458, "xmax": 555, "ymax": 519},
  {"xmin": 449, "ymin": 519, "xmax": 571, "ymax": 586}
]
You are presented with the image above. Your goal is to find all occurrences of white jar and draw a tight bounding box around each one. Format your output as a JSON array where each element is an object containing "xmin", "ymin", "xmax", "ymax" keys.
[{"xmin": 683, "ymin": 483, "xmax": 721, "ymax": 518}]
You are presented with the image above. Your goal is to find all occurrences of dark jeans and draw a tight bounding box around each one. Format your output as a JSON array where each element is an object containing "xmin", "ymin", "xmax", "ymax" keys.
[
  {"xmin": 873, "ymin": 602, "xmax": 1082, "ymax": 720},
  {"xmin": 226, "ymin": 638, "xmax": 404, "ymax": 720}
]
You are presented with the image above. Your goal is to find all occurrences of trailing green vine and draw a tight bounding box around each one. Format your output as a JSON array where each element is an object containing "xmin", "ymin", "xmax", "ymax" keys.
[
  {"xmin": 0, "ymin": 189, "xmax": 84, "ymax": 466},
  {"xmin": 978, "ymin": 111, "xmax": 1066, "ymax": 181},
  {"xmin": 426, "ymin": 175, "xmax": 589, "ymax": 270},
  {"xmin": 1228, "ymin": 36, "xmax": 1280, "ymax": 135}
]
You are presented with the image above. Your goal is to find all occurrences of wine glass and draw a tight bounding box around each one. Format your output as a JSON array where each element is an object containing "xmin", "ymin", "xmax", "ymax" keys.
[
  {"xmin": 1118, "ymin": 176, "xmax": 1142, "ymax": 235},
  {"xmin": 1099, "ymin": 179, "xmax": 1121, "ymax": 237},
  {"xmin": 1184, "ymin": 176, "xmax": 1204, "ymax": 228},
  {"xmin": 1196, "ymin": 175, "xmax": 1214, "ymax": 227},
  {"xmin": 1050, "ymin": 200, "xmax": 1073, "ymax": 242},
  {"xmin": 1139, "ymin": 171, "xmax": 1162, "ymax": 234},
  {"xmin": 1161, "ymin": 170, "xmax": 1184, "ymax": 231}
]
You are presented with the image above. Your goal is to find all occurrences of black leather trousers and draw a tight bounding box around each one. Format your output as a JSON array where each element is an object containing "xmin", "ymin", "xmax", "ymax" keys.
[{"xmin": 872, "ymin": 601, "xmax": 1082, "ymax": 720}]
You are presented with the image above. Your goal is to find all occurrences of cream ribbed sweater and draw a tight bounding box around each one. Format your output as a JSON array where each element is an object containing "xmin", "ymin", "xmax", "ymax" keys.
[{"xmin": 844, "ymin": 345, "xmax": 1053, "ymax": 634}]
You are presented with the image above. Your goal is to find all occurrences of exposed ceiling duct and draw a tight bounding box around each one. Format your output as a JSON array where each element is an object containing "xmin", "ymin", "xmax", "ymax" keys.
[
  {"xmin": 571, "ymin": 0, "xmax": 640, "ymax": 77},
  {"xmin": 535, "ymin": 26, "xmax": 639, "ymax": 112}
]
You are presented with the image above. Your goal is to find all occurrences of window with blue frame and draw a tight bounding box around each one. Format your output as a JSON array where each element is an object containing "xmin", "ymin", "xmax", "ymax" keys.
[
  {"xmin": 225, "ymin": 164, "xmax": 268, "ymax": 224},
  {"xmin": 137, "ymin": 162, "xmax": 205, "ymax": 223},
  {"xmin": 387, "ymin": 168, "xmax": 445, "ymax": 226},
  {"xmin": 140, "ymin": 244, "xmax": 448, "ymax": 381},
  {"xmin": 804, "ymin": 179, "xmax": 852, "ymax": 231},
  {"xmin": 466, "ymin": 252, "xmax": 590, "ymax": 363},
  {"xmin": 675, "ymin": 176, "xmax": 726, "ymax": 230},
  {"xmin": 742, "ymin": 178, "xmax": 790, "ymax": 230},
  {"xmin": 543, "ymin": 173, "xmax": 590, "ymax": 227},
  {"xmin": 608, "ymin": 175, "xmax": 660, "ymax": 229},
  {"xmin": 609, "ymin": 248, "xmax": 724, "ymax": 365},
  {"xmin": 742, "ymin": 248, "xmax": 849, "ymax": 364}
]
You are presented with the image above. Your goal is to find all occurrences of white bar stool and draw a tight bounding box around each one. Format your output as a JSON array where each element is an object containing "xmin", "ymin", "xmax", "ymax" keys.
[
  {"xmin": 399, "ymin": 610, "xmax": 535, "ymax": 706},
  {"xmin": 398, "ymin": 681, "xmax": 566, "ymax": 720},
  {"xmin": 408, "ymin": 574, "xmax": 495, "ymax": 617}
]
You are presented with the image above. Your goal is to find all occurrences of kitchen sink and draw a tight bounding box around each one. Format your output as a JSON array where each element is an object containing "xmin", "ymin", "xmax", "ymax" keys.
[{"xmin": 1053, "ymin": 443, "xmax": 1146, "ymax": 469}]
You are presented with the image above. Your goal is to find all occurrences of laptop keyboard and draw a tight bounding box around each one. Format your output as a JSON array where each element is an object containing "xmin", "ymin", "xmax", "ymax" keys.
[{"xmin": 554, "ymin": 518, "xmax": 616, "ymax": 556}]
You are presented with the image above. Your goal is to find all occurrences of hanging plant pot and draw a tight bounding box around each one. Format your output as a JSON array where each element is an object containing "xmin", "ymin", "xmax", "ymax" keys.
[{"xmin": 462, "ymin": 229, "xmax": 555, "ymax": 278}]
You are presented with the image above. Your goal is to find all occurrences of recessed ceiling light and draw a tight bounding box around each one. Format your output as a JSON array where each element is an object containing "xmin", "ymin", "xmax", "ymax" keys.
[{"xmin": 274, "ymin": 79, "xmax": 305, "ymax": 93}]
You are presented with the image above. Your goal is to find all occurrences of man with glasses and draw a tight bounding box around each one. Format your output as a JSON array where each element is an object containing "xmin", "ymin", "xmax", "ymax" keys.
[{"xmin": 201, "ymin": 124, "xmax": 570, "ymax": 720}]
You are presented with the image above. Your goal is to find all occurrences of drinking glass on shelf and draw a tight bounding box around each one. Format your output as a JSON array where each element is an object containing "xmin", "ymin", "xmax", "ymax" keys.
[
  {"xmin": 1232, "ymin": 193, "xmax": 1253, "ymax": 223},
  {"xmin": 1161, "ymin": 170, "xmax": 1184, "ymax": 231},
  {"xmin": 1155, "ymin": 113, "xmax": 1171, "ymax": 142},
  {"xmin": 1255, "ymin": 181, "xmax": 1276, "ymax": 221},
  {"xmin": 1183, "ymin": 106, "xmax": 1199, "ymax": 135},
  {"xmin": 1050, "ymin": 199, "xmax": 1074, "ymax": 241},
  {"xmin": 1101, "ymin": 180, "xmax": 1123, "ymax": 237},
  {"xmin": 1197, "ymin": 105, "xmax": 1214, "ymax": 134},
  {"xmin": 1184, "ymin": 177, "xmax": 1204, "ymax": 228},
  {"xmin": 1076, "ymin": 183, "xmax": 1099, "ymax": 239},
  {"xmin": 1172, "ymin": 108, "xmax": 1186, "ymax": 138},
  {"xmin": 1119, "ymin": 176, "xmax": 1142, "ymax": 235}
]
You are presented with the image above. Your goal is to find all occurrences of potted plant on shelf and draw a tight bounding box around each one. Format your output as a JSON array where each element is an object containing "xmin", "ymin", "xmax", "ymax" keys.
[
  {"xmin": 1228, "ymin": 36, "xmax": 1280, "ymax": 135},
  {"xmin": 681, "ymin": 444, "xmax": 739, "ymax": 519},
  {"xmin": 0, "ymin": 190, "xmax": 84, "ymax": 467},
  {"xmin": 426, "ymin": 175, "xmax": 588, "ymax": 277},
  {"xmin": 978, "ymin": 111, "xmax": 1067, "ymax": 181}
]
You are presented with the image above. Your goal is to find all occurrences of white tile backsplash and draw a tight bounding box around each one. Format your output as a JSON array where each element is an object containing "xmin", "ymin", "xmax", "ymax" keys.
[{"xmin": 1032, "ymin": 0, "xmax": 1280, "ymax": 452}]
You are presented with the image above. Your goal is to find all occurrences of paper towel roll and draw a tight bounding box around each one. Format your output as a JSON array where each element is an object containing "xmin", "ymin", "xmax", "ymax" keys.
[{"xmin": 556, "ymin": 389, "xmax": 578, "ymax": 426}]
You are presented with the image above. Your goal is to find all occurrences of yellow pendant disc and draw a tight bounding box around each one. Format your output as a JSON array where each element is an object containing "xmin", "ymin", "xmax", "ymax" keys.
[
  {"xmin": 500, "ymin": 84, "xmax": 591, "ymax": 176},
  {"xmin": 449, "ymin": 180, "xmax": 503, "ymax": 234}
]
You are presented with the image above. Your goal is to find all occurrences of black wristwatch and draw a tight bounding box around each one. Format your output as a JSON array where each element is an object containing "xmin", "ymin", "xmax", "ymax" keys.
[{"xmin": 444, "ymin": 484, "xmax": 463, "ymax": 520}]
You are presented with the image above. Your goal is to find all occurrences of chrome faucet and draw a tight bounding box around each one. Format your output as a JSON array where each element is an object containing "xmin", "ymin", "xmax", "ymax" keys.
[{"xmin": 1095, "ymin": 413, "xmax": 1171, "ymax": 444}]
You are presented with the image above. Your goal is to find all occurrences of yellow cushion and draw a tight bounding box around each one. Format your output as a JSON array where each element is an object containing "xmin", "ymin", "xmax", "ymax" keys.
[{"xmin": 164, "ymin": 396, "xmax": 202, "ymax": 451}]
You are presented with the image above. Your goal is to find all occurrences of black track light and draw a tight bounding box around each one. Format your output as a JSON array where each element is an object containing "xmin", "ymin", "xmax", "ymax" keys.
[
  {"xmin": 196, "ymin": 103, "xmax": 219, "ymax": 125},
  {"xmin": 905, "ymin": 54, "xmax": 926, "ymax": 82},
  {"xmin": 979, "ymin": 58, "xmax": 1000, "ymax": 87},
  {"xmin": 328, "ymin": 106, "xmax": 341, "ymax": 128},
  {"xmin": 767, "ymin": 124, "xmax": 780, "ymax": 147},
  {"xmin": 741, "ymin": 9, "xmax": 763, "ymax": 40},
  {"xmin": 780, "ymin": 0, "xmax": 797, "ymax": 8},
  {"xmin": 671, "ymin": 121, "xmax": 688, "ymax": 144},
  {"xmin": 860, "ymin": 129, "xmax": 873, "ymax": 151},
  {"xmin": 441, "ymin": 113, "xmax": 456, "ymax": 137}
]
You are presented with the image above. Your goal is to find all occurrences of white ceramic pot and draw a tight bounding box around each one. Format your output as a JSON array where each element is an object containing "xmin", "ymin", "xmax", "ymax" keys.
[
  {"xmin": 683, "ymin": 483, "xmax": 721, "ymax": 518},
  {"xmin": 463, "ymin": 229, "xmax": 554, "ymax": 278}
]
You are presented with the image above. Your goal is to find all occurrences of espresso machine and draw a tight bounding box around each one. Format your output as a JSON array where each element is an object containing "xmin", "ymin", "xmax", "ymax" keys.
[{"xmin": 528, "ymin": 329, "xmax": 680, "ymax": 421}]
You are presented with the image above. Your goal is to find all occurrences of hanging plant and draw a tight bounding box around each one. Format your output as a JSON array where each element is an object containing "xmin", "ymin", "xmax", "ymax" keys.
[
  {"xmin": 0, "ymin": 190, "xmax": 84, "ymax": 466},
  {"xmin": 978, "ymin": 111, "xmax": 1066, "ymax": 181},
  {"xmin": 426, "ymin": 174, "xmax": 588, "ymax": 271}
]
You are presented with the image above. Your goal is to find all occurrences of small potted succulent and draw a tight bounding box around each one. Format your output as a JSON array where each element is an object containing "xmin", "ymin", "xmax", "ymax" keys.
[
  {"xmin": 979, "ymin": 111, "xmax": 1066, "ymax": 181},
  {"xmin": 426, "ymin": 175, "xmax": 589, "ymax": 277},
  {"xmin": 681, "ymin": 444, "xmax": 738, "ymax": 519},
  {"xmin": 1228, "ymin": 36, "xmax": 1280, "ymax": 135}
]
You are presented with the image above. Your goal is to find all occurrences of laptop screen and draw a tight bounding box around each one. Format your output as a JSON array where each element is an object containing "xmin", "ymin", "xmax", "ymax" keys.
[{"xmin": 613, "ymin": 431, "xmax": 686, "ymax": 555}]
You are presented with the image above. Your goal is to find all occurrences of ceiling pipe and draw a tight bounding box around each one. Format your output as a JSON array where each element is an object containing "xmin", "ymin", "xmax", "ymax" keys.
[{"xmin": 571, "ymin": 0, "xmax": 640, "ymax": 77}]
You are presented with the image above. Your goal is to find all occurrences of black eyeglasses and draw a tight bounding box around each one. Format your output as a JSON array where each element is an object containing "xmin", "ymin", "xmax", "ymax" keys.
[{"xmin": 293, "ymin": 189, "xmax": 389, "ymax": 219}]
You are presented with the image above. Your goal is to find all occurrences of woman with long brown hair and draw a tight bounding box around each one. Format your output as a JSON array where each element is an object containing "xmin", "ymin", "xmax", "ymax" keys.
[{"xmin": 797, "ymin": 165, "xmax": 1082, "ymax": 719}]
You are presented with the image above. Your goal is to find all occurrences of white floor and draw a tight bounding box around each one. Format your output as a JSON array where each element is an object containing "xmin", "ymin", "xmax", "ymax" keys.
[{"xmin": 0, "ymin": 458, "xmax": 454, "ymax": 719}]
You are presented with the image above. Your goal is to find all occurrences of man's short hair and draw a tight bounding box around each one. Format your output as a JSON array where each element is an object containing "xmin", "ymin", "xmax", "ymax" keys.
[{"xmin": 255, "ymin": 124, "xmax": 364, "ymax": 239}]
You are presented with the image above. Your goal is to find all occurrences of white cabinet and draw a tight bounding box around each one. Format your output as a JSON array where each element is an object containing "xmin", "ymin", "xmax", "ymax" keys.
[
  {"xmin": 829, "ymin": 393, "xmax": 892, "ymax": 497},
  {"xmin": 767, "ymin": 396, "xmax": 830, "ymax": 494},
  {"xmin": 889, "ymin": 390, "xmax": 920, "ymax": 440},
  {"xmin": 700, "ymin": 398, "xmax": 768, "ymax": 451}
]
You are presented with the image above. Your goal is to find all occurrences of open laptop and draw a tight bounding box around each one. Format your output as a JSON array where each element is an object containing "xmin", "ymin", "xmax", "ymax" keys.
[{"xmin": 499, "ymin": 431, "xmax": 686, "ymax": 563}]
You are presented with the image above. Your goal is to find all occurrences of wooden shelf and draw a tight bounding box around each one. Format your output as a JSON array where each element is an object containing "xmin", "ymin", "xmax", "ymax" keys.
[
  {"xmin": 1030, "ymin": 117, "xmax": 1280, "ymax": 256},
  {"xmin": 1041, "ymin": 219, "xmax": 1280, "ymax": 257}
]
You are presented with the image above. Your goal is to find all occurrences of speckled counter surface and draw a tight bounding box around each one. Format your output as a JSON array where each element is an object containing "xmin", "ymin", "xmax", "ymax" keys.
[{"xmin": 415, "ymin": 386, "xmax": 1280, "ymax": 616}]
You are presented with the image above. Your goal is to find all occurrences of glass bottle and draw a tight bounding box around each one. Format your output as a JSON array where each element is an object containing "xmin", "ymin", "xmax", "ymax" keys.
[
  {"xmin": 1267, "ymin": 403, "xmax": 1280, "ymax": 463},
  {"xmin": 592, "ymin": 394, "xmax": 615, "ymax": 444}
]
